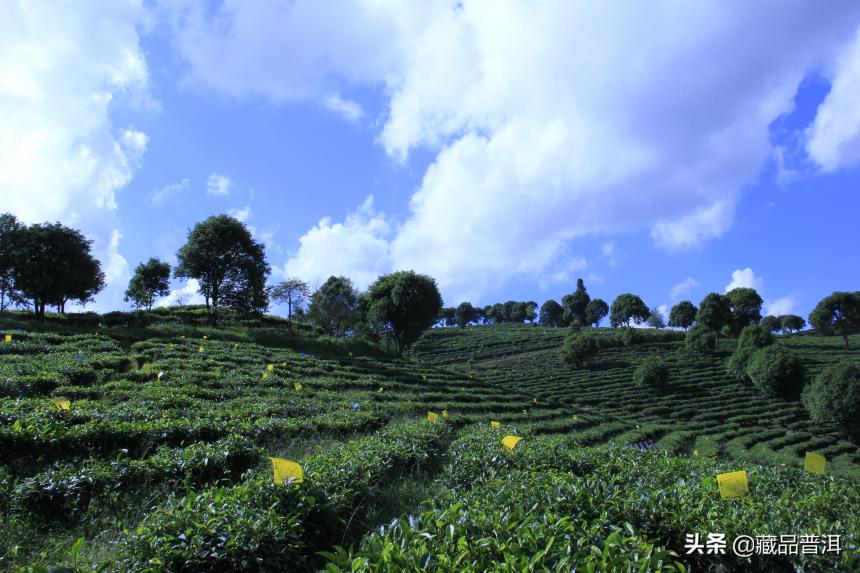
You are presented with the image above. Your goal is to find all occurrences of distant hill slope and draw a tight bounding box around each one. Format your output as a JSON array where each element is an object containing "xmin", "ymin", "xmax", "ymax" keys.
[{"xmin": 413, "ymin": 324, "xmax": 860, "ymax": 477}]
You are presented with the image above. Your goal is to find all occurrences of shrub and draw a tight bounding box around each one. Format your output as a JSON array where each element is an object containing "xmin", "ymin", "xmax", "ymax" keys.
[
  {"xmin": 802, "ymin": 361, "xmax": 860, "ymax": 440},
  {"xmin": 726, "ymin": 324, "xmax": 774, "ymax": 381},
  {"xmin": 746, "ymin": 345, "xmax": 805, "ymax": 399},
  {"xmin": 620, "ymin": 327, "xmax": 642, "ymax": 346},
  {"xmin": 685, "ymin": 324, "xmax": 718, "ymax": 353},
  {"xmin": 633, "ymin": 356, "xmax": 670, "ymax": 388},
  {"xmin": 561, "ymin": 331, "xmax": 599, "ymax": 367}
]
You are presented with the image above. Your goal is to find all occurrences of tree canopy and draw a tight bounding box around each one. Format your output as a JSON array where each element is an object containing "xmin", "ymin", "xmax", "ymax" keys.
[
  {"xmin": 539, "ymin": 299, "xmax": 563, "ymax": 327},
  {"xmin": 668, "ymin": 300, "xmax": 697, "ymax": 330},
  {"xmin": 696, "ymin": 292, "xmax": 732, "ymax": 336},
  {"xmin": 609, "ymin": 293, "xmax": 649, "ymax": 328},
  {"xmin": 808, "ymin": 291, "xmax": 860, "ymax": 348},
  {"xmin": 363, "ymin": 271, "xmax": 443, "ymax": 353},
  {"xmin": 562, "ymin": 278, "xmax": 590, "ymax": 327},
  {"xmin": 455, "ymin": 301, "xmax": 478, "ymax": 328},
  {"xmin": 309, "ymin": 276, "xmax": 360, "ymax": 336},
  {"xmin": 725, "ymin": 287, "xmax": 763, "ymax": 335},
  {"xmin": 271, "ymin": 278, "xmax": 311, "ymax": 333},
  {"xmin": 584, "ymin": 298, "xmax": 609, "ymax": 327},
  {"xmin": 175, "ymin": 215, "xmax": 270, "ymax": 325},
  {"xmin": 0, "ymin": 213, "xmax": 26, "ymax": 311},
  {"xmin": 125, "ymin": 258, "xmax": 171, "ymax": 311}
]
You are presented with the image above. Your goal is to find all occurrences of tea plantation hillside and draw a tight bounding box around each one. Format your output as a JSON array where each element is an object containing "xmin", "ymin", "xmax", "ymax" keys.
[
  {"xmin": 0, "ymin": 320, "xmax": 858, "ymax": 571},
  {"xmin": 413, "ymin": 324, "xmax": 860, "ymax": 477}
]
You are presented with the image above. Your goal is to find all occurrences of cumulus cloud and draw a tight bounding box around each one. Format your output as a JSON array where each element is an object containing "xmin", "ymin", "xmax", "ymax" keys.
[
  {"xmin": 670, "ymin": 277, "xmax": 699, "ymax": 299},
  {"xmin": 806, "ymin": 29, "xmax": 860, "ymax": 171},
  {"xmin": 324, "ymin": 93, "xmax": 364, "ymax": 122},
  {"xmin": 227, "ymin": 205, "xmax": 253, "ymax": 222},
  {"xmin": 0, "ymin": 1, "xmax": 151, "ymax": 224},
  {"xmin": 725, "ymin": 268, "xmax": 765, "ymax": 293},
  {"xmin": 766, "ymin": 295, "xmax": 798, "ymax": 317},
  {"xmin": 157, "ymin": 279, "xmax": 206, "ymax": 307},
  {"xmin": 283, "ymin": 196, "xmax": 392, "ymax": 290},
  {"xmin": 150, "ymin": 178, "xmax": 190, "ymax": 205},
  {"xmin": 164, "ymin": 1, "xmax": 860, "ymax": 299},
  {"xmin": 206, "ymin": 173, "xmax": 232, "ymax": 196},
  {"xmin": 103, "ymin": 229, "xmax": 130, "ymax": 286}
]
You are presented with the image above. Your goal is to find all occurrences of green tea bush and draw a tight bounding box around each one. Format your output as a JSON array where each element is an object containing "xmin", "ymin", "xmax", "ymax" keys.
[
  {"xmin": 685, "ymin": 324, "xmax": 718, "ymax": 353},
  {"xmin": 561, "ymin": 330, "xmax": 599, "ymax": 367},
  {"xmin": 727, "ymin": 324, "xmax": 774, "ymax": 381},
  {"xmin": 802, "ymin": 360, "xmax": 860, "ymax": 440},
  {"xmin": 746, "ymin": 345, "xmax": 805, "ymax": 399},
  {"xmin": 633, "ymin": 356, "xmax": 670, "ymax": 388}
]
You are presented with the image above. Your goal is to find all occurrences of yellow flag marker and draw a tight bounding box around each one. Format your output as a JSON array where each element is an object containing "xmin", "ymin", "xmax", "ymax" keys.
[
  {"xmin": 270, "ymin": 457, "xmax": 303, "ymax": 485},
  {"xmin": 572, "ymin": 415, "xmax": 578, "ymax": 420},
  {"xmin": 804, "ymin": 452, "xmax": 826, "ymax": 475},
  {"xmin": 442, "ymin": 410, "xmax": 448, "ymax": 417},
  {"xmin": 234, "ymin": 343, "xmax": 239, "ymax": 349},
  {"xmin": 266, "ymin": 364, "xmax": 274, "ymax": 371},
  {"xmin": 490, "ymin": 420, "xmax": 501, "ymax": 429},
  {"xmin": 4, "ymin": 334, "xmax": 12, "ymax": 343},
  {"xmin": 282, "ymin": 362, "xmax": 287, "ymax": 367},
  {"xmin": 51, "ymin": 398, "xmax": 71, "ymax": 411},
  {"xmin": 522, "ymin": 409, "xmax": 527, "ymax": 414},
  {"xmin": 427, "ymin": 411, "xmax": 439, "ymax": 422},
  {"xmin": 716, "ymin": 470, "xmax": 748, "ymax": 499},
  {"xmin": 203, "ymin": 335, "xmax": 208, "ymax": 340},
  {"xmin": 198, "ymin": 346, "xmax": 204, "ymax": 353},
  {"xmin": 693, "ymin": 450, "xmax": 700, "ymax": 458},
  {"xmin": 502, "ymin": 435, "xmax": 523, "ymax": 453},
  {"xmin": 533, "ymin": 398, "xmax": 538, "ymax": 404},
  {"xmin": 294, "ymin": 383, "xmax": 302, "ymax": 391},
  {"xmin": 377, "ymin": 387, "xmax": 384, "ymax": 393},
  {"xmin": 262, "ymin": 372, "xmax": 269, "ymax": 379},
  {"xmin": 348, "ymin": 351, "xmax": 353, "ymax": 356}
]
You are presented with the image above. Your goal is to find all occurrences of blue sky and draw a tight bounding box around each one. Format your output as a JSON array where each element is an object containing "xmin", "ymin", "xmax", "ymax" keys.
[{"xmin": 2, "ymin": 1, "xmax": 860, "ymax": 321}]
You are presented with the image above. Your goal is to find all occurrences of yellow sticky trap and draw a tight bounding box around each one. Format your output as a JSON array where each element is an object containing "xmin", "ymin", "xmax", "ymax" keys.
[
  {"xmin": 442, "ymin": 410, "xmax": 448, "ymax": 417},
  {"xmin": 234, "ymin": 343, "xmax": 239, "ymax": 349},
  {"xmin": 294, "ymin": 383, "xmax": 302, "ymax": 391},
  {"xmin": 198, "ymin": 346, "xmax": 204, "ymax": 353},
  {"xmin": 522, "ymin": 409, "xmax": 528, "ymax": 414},
  {"xmin": 427, "ymin": 411, "xmax": 439, "ymax": 422},
  {"xmin": 716, "ymin": 470, "xmax": 748, "ymax": 499},
  {"xmin": 502, "ymin": 435, "xmax": 523, "ymax": 453},
  {"xmin": 270, "ymin": 457, "xmax": 303, "ymax": 485},
  {"xmin": 5, "ymin": 334, "xmax": 12, "ymax": 342},
  {"xmin": 572, "ymin": 415, "xmax": 578, "ymax": 421},
  {"xmin": 282, "ymin": 362, "xmax": 287, "ymax": 367},
  {"xmin": 261, "ymin": 372, "xmax": 269, "ymax": 379},
  {"xmin": 348, "ymin": 352, "xmax": 353, "ymax": 356},
  {"xmin": 51, "ymin": 398, "xmax": 70, "ymax": 411},
  {"xmin": 203, "ymin": 335, "xmax": 208, "ymax": 340},
  {"xmin": 693, "ymin": 450, "xmax": 700, "ymax": 458},
  {"xmin": 378, "ymin": 387, "xmax": 384, "ymax": 393},
  {"xmin": 266, "ymin": 364, "xmax": 274, "ymax": 371},
  {"xmin": 533, "ymin": 398, "xmax": 537, "ymax": 404},
  {"xmin": 490, "ymin": 420, "xmax": 501, "ymax": 429},
  {"xmin": 804, "ymin": 452, "xmax": 826, "ymax": 475}
]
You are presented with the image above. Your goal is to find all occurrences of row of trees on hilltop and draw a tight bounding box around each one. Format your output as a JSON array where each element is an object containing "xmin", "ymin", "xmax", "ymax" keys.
[{"xmin": 438, "ymin": 300, "xmax": 539, "ymax": 327}]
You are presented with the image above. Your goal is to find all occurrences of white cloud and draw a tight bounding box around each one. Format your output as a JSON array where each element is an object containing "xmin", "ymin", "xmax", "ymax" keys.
[
  {"xmin": 0, "ymin": 1, "xmax": 150, "ymax": 224},
  {"xmin": 283, "ymin": 196, "xmax": 392, "ymax": 290},
  {"xmin": 103, "ymin": 229, "xmax": 130, "ymax": 286},
  {"xmin": 765, "ymin": 295, "xmax": 798, "ymax": 317},
  {"xmin": 157, "ymin": 279, "xmax": 206, "ymax": 307},
  {"xmin": 725, "ymin": 268, "xmax": 765, "ymax": 293},
  {"xmin": 324, "ymin": 93, "xmax": 364, "ymax": 122},
  {"xmin": 670, "ymin": 277, "xmax": 699, "ymax": 299},
  {"xmin": 206, "ymin": 173, "xmax": 232, "ymax": 196},
  {"xmin": 150, "ymin": 178, "xmax": 190, "ymax": 205},
  {"xmin": 806, "ymin": 29, "xmax": 860, "ymax": 171},
  {"xmin": 228, "ymin": 205, "xmax": 253, "ymax": 222},
  {"xmin": 164, "ymin": 1, "xmax": 860, "ymax": 299}
]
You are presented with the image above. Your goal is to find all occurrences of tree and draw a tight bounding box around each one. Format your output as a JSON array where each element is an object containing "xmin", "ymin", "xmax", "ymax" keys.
[
  {"xmin": 746, "ymin": 346, "xmax": 805, "ymax": 399},
  {"xmin": 685, "ymin": 323, "xmax": 718, "ymax": 354},
  {"xmin": 561, "ymin": 330, "xmax": 599, "ymax": 367},
  {"xmin": 726, "ymin": 287, "xmax": 763, "ymax": 335},
  {"xmin": 562, "ymin": 278, "xmax": 591, "ymax": 327},
  {"xmin": 125, "ymin": 258, "xmax": 171, "ymax": 311},
  {"xmin": 726, "ymin": 324, "xmax": 774, "ymax": 382},
  {"xmin": 668, "ymin": 301, "xmax": 697, "ymax": 330},
  {"xmin": 646, "ymin": 307, "xmax": 665, "ymax": 329},
  {"xmin": 510, "ymin": 302, "xmax": 528, "ymax": 323},
  {"xmin": 14, "ymin": 222, "xmax": 105, "ymax": 317},
  {"xmin": 539, "ymin": 299, "xmax": 563, "ymax": 327},
  {"xmin": 609, "ymin": 294, "xmax": 649, "ymax": 328},
  {"xmin": 633, "ymin": 356, "xmax": 670, "ymax": 388},
  {"xmin": 760, "ymin": 315, "xmax": 781, "ymax": 333},
  {"xmin": 175, "ymin": 215, "xmax": 270, "ymax": 325},
  {"xmin": 779, "ymin": 314, "xmax": 806, "ymax": 334},
  {"xmin": 696, "ymin": 293, "xmax": 732, "ymax": 337},
  {"xmin": 0, "ymin": 213, "xmax": 27, "ymax": 311},
  {"xmin": 271, "ymin": 278, "xmax": 311, "ymax": 334},
  {"xmin": 808, "ymin": 291, "xmax": 860, "ymax": 348},
  {"xmin": 802, "ymin": 361, "xmax": 860, "ymax": 440},
  {"xmin": 438, "ymin": 307, "xmax": 456, "ymax": 327},
  {"xmin": 363, "ymin": 271, "xmax": 443, "ymax": 353},
  {"xmin": 525, "ymin": 301, "xmax": 538, "ymax": 323},
  {"xmin": 455, "ymin": 301, "xmax": 478, "ymax": 328},
  {"xmin": 584, "ymin": 298, "xmax": 609, "ymax": 327},
  {"xmin": 308, "ymin": 276, "xmax": 360, "ymax": 336}
]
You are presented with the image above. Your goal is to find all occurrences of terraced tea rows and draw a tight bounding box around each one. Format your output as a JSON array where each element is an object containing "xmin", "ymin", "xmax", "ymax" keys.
[{"xmin": 414, "ymin": 325, "xmax": 860, "ymax": 477}]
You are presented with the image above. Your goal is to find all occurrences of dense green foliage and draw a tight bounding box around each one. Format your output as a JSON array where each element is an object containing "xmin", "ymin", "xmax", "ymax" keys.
[
  {"xmin": 562, "ymin": 278, "xmax": 590, "ymax": 327},
  {"xmin": 561, "ymin": 330, "xmax": 600, "ymax": 367},
  {"xmin": 539, "ymin": 299, "xmax": 563, "ymax": 327},
  {"xmin": 270, "ymin": 278, "xmax": 310, "ymax": 334},
  {"xmin": 685, "ymin": 323, "xmax": 718, "ymax": 353},
  {"xmin": 727, "ymin": 324, "xmax": 774, "ymax": 382},
  {"xmin": 125, "ymin": 258, "xmax": 171, "ymax": 311},
  {"xmin": 633, "ymin": 355, "xmax": 671, "ymax": 388},
  {"xmin": 584, "ymin": 297, "xmax": 609, "ymax": 327},
  {"xmin": 746, "ymin": 345, "xmax": 806, "ymax": 399},
  {"xmin": 363, "ymin": 271, "xmax": 443, "ymax": 353},
  {"xmin": 668, "ymin": 300, "xmax": 697, "ymax": 330},
  {"xmin": 308, "ymin": 276, "xmax": 360, "ymax": 337},
  {"xmin": 802, "ymin": 361, "xmax": 860, "ymax": 441},
  {"xmin": 609, "ymin": 293, "xmax": 649, "ymax": 328},
  {"xmin": 808, "ymin": 291, "xmax": 860, "ymax": 348},
  {"xmin": 725, "ymin": 287, "xmax": 764, "ymax": 336},
  {"xmin": 696, "ymin": 292, "xmax": 732, "ymax": 336}
]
